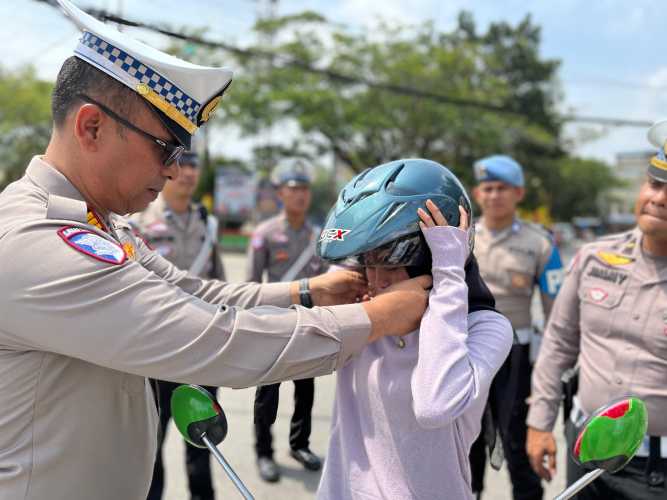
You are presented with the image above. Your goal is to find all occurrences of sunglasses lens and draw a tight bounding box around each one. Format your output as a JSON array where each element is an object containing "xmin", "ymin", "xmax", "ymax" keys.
[{"xmin": 164, "ymin": 146, "xmax": 185, "ymax": 166}]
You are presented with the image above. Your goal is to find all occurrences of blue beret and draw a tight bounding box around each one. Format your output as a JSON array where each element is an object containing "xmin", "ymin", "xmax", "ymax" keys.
[{"xmin": 473, "ymin": 155, "xmax": 524, "ymax": 187}]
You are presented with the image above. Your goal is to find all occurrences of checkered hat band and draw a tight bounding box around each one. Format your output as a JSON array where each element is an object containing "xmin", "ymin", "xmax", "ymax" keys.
[{"xmin": 79, "ymin": 31, "xmax": 201, "ymax": 123}]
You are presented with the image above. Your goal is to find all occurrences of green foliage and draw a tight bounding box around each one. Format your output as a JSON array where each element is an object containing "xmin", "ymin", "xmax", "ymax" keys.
[
  {"xmin": 167, "ymin": 11, "xmax": 619, "ymax": 220},
  {"xmin": 549, "ymin": 157, "xmax": 623, "ymax": 221},
  {"xmin": 0, "ymin": 66, "xmax": 53, "ymax": 188}
]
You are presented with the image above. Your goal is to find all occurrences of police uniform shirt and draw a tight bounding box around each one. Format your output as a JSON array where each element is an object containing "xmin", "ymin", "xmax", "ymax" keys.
[
  {"xmin": 246, "ymin": 213, "xmax": 327, "ymax": 283},
  {"xmin": 130, "ymin": 195, "xmax": 225, "ymax": 280},
  {"xmin": 474, "ymin": 218, "xmax": 564, "ymax": 331},
  {"xmin": 528, "ymin": 228, "xmax": 667, "ymax": 436},
  {"xmin": 0, "ymin": 157, "xmax": 370, "ymax": 500}
]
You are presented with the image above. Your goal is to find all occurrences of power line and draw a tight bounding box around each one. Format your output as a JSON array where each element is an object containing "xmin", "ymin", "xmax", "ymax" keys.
[{"xmin": 36, "ymin": 0, "xmax": 654, "ymax": 128}]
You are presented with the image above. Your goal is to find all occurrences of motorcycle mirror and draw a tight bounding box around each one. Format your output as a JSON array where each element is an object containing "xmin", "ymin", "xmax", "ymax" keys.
[
  {"xmin": 571, "ymin": 397, "xmax": 647, "ymax": 473},
  {"xmin": 171, "ymin": 384, "xmax": 228, "ymax": 448}
]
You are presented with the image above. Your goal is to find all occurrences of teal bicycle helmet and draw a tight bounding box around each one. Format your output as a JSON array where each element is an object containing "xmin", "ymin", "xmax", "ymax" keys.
[{"xmin": 317, "ymin": 158, "xmax": 473, "ymax": 269}]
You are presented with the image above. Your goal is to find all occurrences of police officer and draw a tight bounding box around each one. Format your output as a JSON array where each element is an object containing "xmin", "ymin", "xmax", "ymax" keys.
[
  {"xmin": 247, "ymin": 164, "xmax": 326, "ymax": 482},
  {"xmin": 526, "ymin": 122, "xmax": 667, "ymax": 498},
  {"xmin": 131, "ymin": 150, "xmax": 224, "ymax": 500},
  {"xmin": 469, "ymin": 155, "xmax": 564, "ymax": 500},
  {"xmin": 0, "ymin": 3, "xmax": 431, "ymax": 499}
]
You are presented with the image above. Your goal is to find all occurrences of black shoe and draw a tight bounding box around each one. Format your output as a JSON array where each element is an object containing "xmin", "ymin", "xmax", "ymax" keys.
[
  {"xmin": 289, "ymin": 448, "xmax": 322, "ymax": 471},
  {"xmin": 257, "ymin": 456, "xmax": 280, "ymax": 482}
]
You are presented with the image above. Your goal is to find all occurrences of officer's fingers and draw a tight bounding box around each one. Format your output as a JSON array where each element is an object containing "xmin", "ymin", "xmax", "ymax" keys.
[
  {"xmin": 426, "ymin": 199, "xmax": 448, "ymax": 226},
  {"xmin": 417, "ymin": 207, "xmax": 435, "ymax": 228},
  {"xmin": 458, "ymin": 205, "xmax": 470, "ymax": 230},
  {"xmin": 547, "ymin": 449, "xmax": 557, "ymax": 480},
  {"xmin": 528, "ymin": 451, "xmax": 550, "ymax": 481}
]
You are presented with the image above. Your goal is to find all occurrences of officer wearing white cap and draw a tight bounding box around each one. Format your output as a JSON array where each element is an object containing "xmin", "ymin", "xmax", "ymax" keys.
[
  {"xmin": 469, "ymin": 155, "xmax": 564, "ymax": 500},
  {"xmin": 527, "ymin": 121, "xmax": 667, "ymax": 498},
  {"xmin": 131, "ymin": 149, "xmax": 224, "ymax": 500},
  {"xmin": 247, "ymin": 163, "xmax": 326, "ymax": 482},
  {"xmin": 0, "ymin": 2, "xmax": 431, "ymax": 499}
]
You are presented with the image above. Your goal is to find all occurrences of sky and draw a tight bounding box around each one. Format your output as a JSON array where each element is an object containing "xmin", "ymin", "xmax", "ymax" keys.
[{"xmin": 2, "ymin": 0, "xmax": 665, "ymax": 165}]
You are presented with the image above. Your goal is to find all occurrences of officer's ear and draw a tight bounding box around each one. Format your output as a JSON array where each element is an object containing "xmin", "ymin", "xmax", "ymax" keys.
[
  {"xmin": 72, "ymin": 103, "xmax": 104, "ymax": 153},
  {"xmin": 514, "ymin": 186, "xmax": 526, "ymax": 203}
]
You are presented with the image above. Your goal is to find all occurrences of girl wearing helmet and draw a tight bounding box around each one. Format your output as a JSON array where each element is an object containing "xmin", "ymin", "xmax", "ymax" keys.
[{"xmin": 316, "ymin": 159, "xmax": 513, "ymax": 500}]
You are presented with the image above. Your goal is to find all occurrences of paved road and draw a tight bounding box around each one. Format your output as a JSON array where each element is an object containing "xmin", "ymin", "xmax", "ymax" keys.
[{"xmin": 162, "ymin": 251, "xmax": 573, "ymax": 500}]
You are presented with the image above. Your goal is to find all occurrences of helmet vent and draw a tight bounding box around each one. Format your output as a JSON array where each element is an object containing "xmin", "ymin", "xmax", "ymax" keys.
[
  {"xmin": 353, "ymin": 168, "xmax": 372, "ymax": 188},
  {"xmin": 378, "ymin": 202, "xmax": 407, "ymax": 228},
  {"xmin": 383, "ymin": 163, "xmax": 405, "ymax": 191}
]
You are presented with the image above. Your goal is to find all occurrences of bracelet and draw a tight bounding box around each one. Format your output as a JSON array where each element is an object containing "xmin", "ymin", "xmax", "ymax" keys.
[{"xmin": 299, "ymin": 278, "xmax": 313, "ymax": 308}]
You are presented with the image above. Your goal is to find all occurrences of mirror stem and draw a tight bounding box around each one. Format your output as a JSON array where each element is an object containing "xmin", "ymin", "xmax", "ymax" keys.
[
  {"xmin": 553, "ymin": 469, "xmax": 605, "ymax": 500},
  {"xmin": 201, "ymin": 433, "xmax": 255, "ymax": 500}
]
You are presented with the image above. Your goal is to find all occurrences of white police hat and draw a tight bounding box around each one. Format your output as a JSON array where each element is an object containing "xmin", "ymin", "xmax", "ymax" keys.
[
  {"xmin": 57, "ymin": 0, "xmax": 233, "ymax": 148},
  {"xmin": 647, "ymin": 119, "xmax": 667, "ymax": 183}
]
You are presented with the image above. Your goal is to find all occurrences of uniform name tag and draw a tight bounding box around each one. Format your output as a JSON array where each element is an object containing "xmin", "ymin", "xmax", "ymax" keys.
[{"xmin": 58, "ymin": 227, "xmax": 127, "ymax": 265}]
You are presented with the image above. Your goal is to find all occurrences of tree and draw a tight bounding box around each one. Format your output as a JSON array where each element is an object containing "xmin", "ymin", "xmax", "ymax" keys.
[
  {"xmin": 167, "ymin": 11, "xmax": 618, "ymax": 220},
  {"xmin": 0, "ymin": 66, "xmax": 53, "ymax": 189}
]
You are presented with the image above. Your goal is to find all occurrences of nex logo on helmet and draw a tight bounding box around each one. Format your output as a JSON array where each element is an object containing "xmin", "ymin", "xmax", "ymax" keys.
[{"xmin": 320, "ymin": 228, "xmax": 351, "ymax": 242}]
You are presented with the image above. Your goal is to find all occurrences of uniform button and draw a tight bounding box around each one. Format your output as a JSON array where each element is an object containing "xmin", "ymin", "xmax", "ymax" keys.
[
  {"xmin": 632, "ymin": 314, "xmax": 640, "ymax": 320},
  {"xmin": 615, "ymin": 377, "xmax": 622, "ymax": 385}
]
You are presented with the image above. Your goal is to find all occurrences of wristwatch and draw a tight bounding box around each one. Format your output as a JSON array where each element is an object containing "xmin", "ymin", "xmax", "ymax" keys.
[{"xmin": 299, "ymin": 278, "xmax": 314, "ymax": 308}]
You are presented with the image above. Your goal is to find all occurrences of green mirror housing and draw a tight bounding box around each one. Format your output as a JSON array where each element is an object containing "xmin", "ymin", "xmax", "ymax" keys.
[
  {"xmin": 171, "ymin": 384, "xmax": 228, "ymax": 448},
  {"xmin": 572, "ymin": 397, "xmax": 648, "ymax": 473}
]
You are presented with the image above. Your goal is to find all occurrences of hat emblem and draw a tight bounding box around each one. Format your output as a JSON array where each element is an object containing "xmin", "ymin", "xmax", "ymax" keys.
[{"xmin": 200, "ymin": 95, "xmax": 221, "ymax": 123}]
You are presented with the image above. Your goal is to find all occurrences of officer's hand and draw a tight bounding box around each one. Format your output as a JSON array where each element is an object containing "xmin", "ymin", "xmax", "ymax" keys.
[
  {"xmin": 307, "ymin": 270, "xmax": 368, "ymax": 306},
  {"xmin": 362, "ymin": 275, "xmax": 432, "ymax": 343},
  {"xmin": 526, "ymin": 427, "xmax": 557, "ymax": 481}
]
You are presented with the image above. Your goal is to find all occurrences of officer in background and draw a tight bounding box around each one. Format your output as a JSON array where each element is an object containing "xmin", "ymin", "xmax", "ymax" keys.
[
  {"xmin": 526, "ymin": 122, "xmax": 667, "ymax": 498},
  {"xmin": 131, "ymin": 150, "xmax": 224, "ymax": 500},
  {"xmin": 246, "ymin": 164, "xmax": 327, "ymax": 482},
  {"xmin": 469, "ymin": 155, "xmax": 564, "ymax": 500},
  {"xmin": 0, "ymin": 3, "xmax": 433, "ymax": 499}
]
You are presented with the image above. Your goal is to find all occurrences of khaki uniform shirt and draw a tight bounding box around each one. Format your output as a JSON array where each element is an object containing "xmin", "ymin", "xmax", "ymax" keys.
[
  {"xmin": 474, "ymin": 218, "xmax": 563, "ymax": 331},
  {"xmin": 246, "ymin": 213, "xmax": 327, "ymax": 283},
  {"xmin": 528, "ymin": 228, "xmax": 667, "ymax": 436},
  {"xmin": 130, "ymin": 195, "xmax": 225, "ymax": 280},
  {"xmin": 0, "ymin": 157, "xmax": 370, "ymax": 500}
]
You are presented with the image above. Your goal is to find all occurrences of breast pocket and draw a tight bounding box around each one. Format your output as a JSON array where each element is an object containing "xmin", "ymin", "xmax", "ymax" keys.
[
  {"xmin": 578, "ymin": 286, "xmax": 625, "ymax": 337},
  {"xmin": 644, "ymin": 299, "xmax": 667, "ymax": 361},
  {"xmin": 505, "ymin": 266, "xmax": 535, "ymax": 297}
]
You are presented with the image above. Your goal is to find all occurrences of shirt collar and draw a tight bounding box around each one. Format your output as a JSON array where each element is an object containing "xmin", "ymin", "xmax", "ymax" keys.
[{"xmin": 25, "ymin": 156, "xmax": 87, "ymax": 202}]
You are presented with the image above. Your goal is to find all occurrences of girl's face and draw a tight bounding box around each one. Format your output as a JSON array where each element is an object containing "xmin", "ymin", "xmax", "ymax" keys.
[{"xmin": 365, "ymin": 266, "xmax": 410, "ymax": 297}]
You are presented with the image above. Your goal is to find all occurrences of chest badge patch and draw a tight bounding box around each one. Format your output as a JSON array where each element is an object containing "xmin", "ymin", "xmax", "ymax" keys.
[
  {"xmin": 275, "ymin": 249, "xmax": 290, "ymax": 262},
  {"xmin": 122, "ymin": 242, "xmax": 136, "ymax": 260},
  {"xmin": 588, "ymin": 287, "xmax": 608, "ymax": 303},
  {"xmin": 596, "ymin": 251, "xmax": 634, "ymax": 266},
  {"xmin": 58, "ymin": 227, "xmax": 126, "ymax": 265}
]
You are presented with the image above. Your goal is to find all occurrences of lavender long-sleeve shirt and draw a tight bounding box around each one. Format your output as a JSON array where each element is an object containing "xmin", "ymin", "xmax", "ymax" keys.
[{"xmin": 317, "ymin": 226, "xmax": 513, "ymax": 500}]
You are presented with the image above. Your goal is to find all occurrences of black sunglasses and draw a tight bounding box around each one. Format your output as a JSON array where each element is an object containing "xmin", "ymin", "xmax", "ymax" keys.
[{"xmin": 77, "ymin": 94, "xmax": 185, "ymax": 166}]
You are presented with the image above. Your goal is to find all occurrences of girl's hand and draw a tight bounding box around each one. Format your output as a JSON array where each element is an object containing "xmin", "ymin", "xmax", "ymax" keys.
[{"xmin": 417, "ymin": 199, "xmax": 469, "ymax": 231}]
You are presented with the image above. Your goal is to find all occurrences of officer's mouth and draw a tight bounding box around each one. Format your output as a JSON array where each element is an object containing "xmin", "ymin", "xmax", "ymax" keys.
[{"xmin": 641, "ymin": 207, "xmax": 667, "ymax": 221}]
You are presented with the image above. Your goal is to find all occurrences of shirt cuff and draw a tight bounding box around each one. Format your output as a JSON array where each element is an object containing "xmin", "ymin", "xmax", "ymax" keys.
[
  {"xmin": 526, "ymin": 400, "xmax": 559, "ymax": 432},
  {"xmin": 328, "ymin": 303, "xmax": 371, "ymax": 369},
  {"xmin": 259, "ymin": 282, "xmax": 293, "ymax": 308}
]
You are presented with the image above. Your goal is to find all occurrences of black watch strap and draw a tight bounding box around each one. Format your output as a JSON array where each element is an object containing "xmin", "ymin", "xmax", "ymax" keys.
[{"xmin": 299, "ymin": 278, "xmax": 313, "ymax": 308}]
